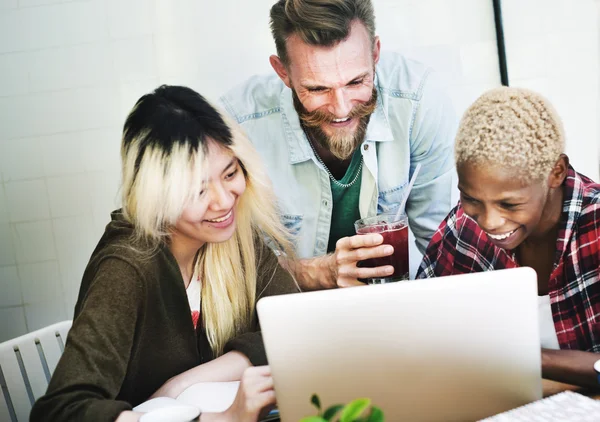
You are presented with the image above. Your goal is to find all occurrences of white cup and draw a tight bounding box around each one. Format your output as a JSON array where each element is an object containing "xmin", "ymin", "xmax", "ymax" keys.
[{"xmin": 139, "ymin": 405, "xmax": 201, "ymax": 422}]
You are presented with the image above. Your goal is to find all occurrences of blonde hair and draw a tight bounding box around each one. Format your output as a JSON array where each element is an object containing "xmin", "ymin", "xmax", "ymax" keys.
[
  {"xmin": 121, "ymin": 85, "xmax": 296, "ymax": 355},
  {"xmin": 270, "ymin": 0, "xmax": 376, "ymax": 66},
  {"xmin": 455, "ymin": 87, "xmax": 565, "ymax": 181}
]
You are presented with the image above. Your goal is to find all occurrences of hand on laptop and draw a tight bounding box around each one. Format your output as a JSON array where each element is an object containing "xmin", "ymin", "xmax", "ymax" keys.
[
  {"xmin": 334, "ymin": 234, "xmax": 395, "ymax": 287},
  {"xmin": 221, "ymin": 366, "xmax": 275, "ymax": 422}
]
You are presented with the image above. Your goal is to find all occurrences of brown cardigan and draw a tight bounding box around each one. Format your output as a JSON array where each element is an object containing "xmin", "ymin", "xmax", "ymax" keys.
[{"xmin": 30, "ymin": 211, "xmax": 300, "ymax": 422}]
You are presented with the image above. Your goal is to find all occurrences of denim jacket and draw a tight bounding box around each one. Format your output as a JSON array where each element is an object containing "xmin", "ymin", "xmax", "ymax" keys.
[{"xmin": 219, "ymin": 52, "xmax": 457, "ymax": 259}]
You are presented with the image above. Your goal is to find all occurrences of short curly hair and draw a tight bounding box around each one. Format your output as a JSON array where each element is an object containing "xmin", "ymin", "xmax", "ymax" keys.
[{"xmin": 455, "ymin": 87, "xmax": 565, "ymax": 182}]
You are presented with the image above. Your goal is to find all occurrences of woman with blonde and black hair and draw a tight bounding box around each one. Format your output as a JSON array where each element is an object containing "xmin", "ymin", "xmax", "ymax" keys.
[
  {"xmin": 31, "ymin": 85, "xmax": 300, "ymax": 422},
  {"xmin": 418, "ymin": 87, "xmax": 600, "ymax": 389}
]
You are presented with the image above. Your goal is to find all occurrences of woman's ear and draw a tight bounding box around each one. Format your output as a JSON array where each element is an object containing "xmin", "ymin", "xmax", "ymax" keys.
[{"xmin": 547, "ymin": 154, "xmax": 569, "ymax": 189}]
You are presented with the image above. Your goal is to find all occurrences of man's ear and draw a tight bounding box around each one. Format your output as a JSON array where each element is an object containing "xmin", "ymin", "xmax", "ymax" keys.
[
  {"xmin": 547, "ymin": 154, "xmax": 569, "ymax": 189},
  {"xmin": 372, "ymin": 35, "xmax": 381, "ymax": 65},
  {"xmin": 269, "ymin": 55, "xmax": 292, "ymax": 88}
]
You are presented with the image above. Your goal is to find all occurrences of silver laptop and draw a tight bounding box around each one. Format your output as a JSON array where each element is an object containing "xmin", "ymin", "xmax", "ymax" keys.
[{"xmin": 257, "ymin": 267, "xmax": 542, "ymax": 422}]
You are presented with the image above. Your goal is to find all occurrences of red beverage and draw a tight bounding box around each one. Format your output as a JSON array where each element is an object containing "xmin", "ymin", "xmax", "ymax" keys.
[{"xmin": 355, "ymin": 214, "xmax": 409, "ymax": 283}]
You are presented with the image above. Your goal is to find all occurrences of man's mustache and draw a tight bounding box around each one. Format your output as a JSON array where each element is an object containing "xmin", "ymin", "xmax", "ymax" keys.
[{"xmin": 294, "ymin": 88, "xmax": 378, "ymax": 129}]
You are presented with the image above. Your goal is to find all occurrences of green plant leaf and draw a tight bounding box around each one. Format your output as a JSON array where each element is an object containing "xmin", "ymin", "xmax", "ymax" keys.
[
  {"xmin": 366, "ymin": 406, "xmax": 384, "ymax": 422},
  {"xmin": 322, "ymin": 404, "xmax": 344, "ymax": 420},
  {"xmin": 299, "ymin": 417, "xmax": 328, "ymax": 422},
  {"xmin": 340, "ymin": 398, "xmax": 371, "ymax": 422},
  {"xmin": 311, "ymin": 393, "xmax": 322, "ymax": 411}
]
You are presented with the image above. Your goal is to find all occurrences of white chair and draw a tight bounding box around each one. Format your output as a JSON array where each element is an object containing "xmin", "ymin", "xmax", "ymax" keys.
[{"xmin": 0, "ymin": 320, "xmax": 72, "ymax": 422}]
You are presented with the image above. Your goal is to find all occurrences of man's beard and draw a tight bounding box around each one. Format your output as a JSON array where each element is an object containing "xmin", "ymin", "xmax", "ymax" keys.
[{"xmin": 293, "ymin": 87, "xmax": 378, "ymax": 160}]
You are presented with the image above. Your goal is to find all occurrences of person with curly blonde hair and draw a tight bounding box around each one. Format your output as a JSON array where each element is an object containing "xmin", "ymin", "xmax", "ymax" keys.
[{"xmin": 418, "ymin": 87, "xmax": 600, "ymax": 389}]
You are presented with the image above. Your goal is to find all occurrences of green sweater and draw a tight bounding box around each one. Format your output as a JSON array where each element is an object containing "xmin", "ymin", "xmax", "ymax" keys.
[{"xmin": 30, "ymin": 211, "xmax": 300, "ymax": 422}]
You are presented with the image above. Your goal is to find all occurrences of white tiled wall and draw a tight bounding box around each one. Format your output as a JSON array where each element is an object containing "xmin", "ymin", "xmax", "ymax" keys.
[
  {"xmin": 0, "ymin": 0, "xmax": 598, "ymax": 342},
  {"xmin": 503, "ymin": 0, "xmax": 600, "ymax": 181}
]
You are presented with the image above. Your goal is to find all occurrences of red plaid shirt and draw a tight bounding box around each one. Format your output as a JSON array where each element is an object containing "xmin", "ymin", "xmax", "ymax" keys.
[{"xmin": 417, "ymin": 166, "xmax": 600, "ymax": 352}]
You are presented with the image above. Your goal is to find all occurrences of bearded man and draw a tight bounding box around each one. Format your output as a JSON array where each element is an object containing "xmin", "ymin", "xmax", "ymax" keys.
[{"xmin": 219, "ymin": 0, "xmax": 457, "ymax": 289}]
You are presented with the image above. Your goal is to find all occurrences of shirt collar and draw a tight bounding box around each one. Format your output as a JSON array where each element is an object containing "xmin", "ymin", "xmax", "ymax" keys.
[
  {"xmin": 555, "ymin": 166, "xmax": 584, "ymax": 260},
  {"xmin": 279, "ymin": 73, "xmax": 394, "ymax": 165}
]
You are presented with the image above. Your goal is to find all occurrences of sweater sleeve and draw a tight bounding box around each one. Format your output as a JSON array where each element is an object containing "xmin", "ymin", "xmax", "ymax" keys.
[
  {"xmin": 30, "ymin": 258, "xmax": 144, "ymax": 422},
  {"xmin": 223, "ymin": 242, "xmax": 300, "ymax": 365}
]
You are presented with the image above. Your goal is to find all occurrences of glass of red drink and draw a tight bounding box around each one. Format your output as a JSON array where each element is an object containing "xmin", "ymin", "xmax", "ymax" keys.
[{"xmin": 354, "ymin": 213, "xmax": 409, "ymax": 283}]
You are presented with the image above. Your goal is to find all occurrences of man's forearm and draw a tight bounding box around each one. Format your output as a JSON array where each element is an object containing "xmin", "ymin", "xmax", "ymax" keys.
[
  {"xmin": 279, "ymin": 255, "xmax": 337, "ymax": 290},
  {"xmin": 542, "ymin": 348, "xmax": 599, "ymax": 389}
]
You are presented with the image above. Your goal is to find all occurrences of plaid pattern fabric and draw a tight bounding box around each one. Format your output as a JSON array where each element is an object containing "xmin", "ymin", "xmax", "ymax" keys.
[{"xmin": 417, "ymin": 166, "xmax": 600, "ymax": 352}]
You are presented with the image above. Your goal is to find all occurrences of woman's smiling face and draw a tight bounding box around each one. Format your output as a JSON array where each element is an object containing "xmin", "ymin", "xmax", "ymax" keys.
[
  {"xmin": 457, "ymin": 162, "xmax": 550, "ymax": 250},
  {"xmin": 172, "ymin": 142, "xmax": 247, "ymax": 248}
]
